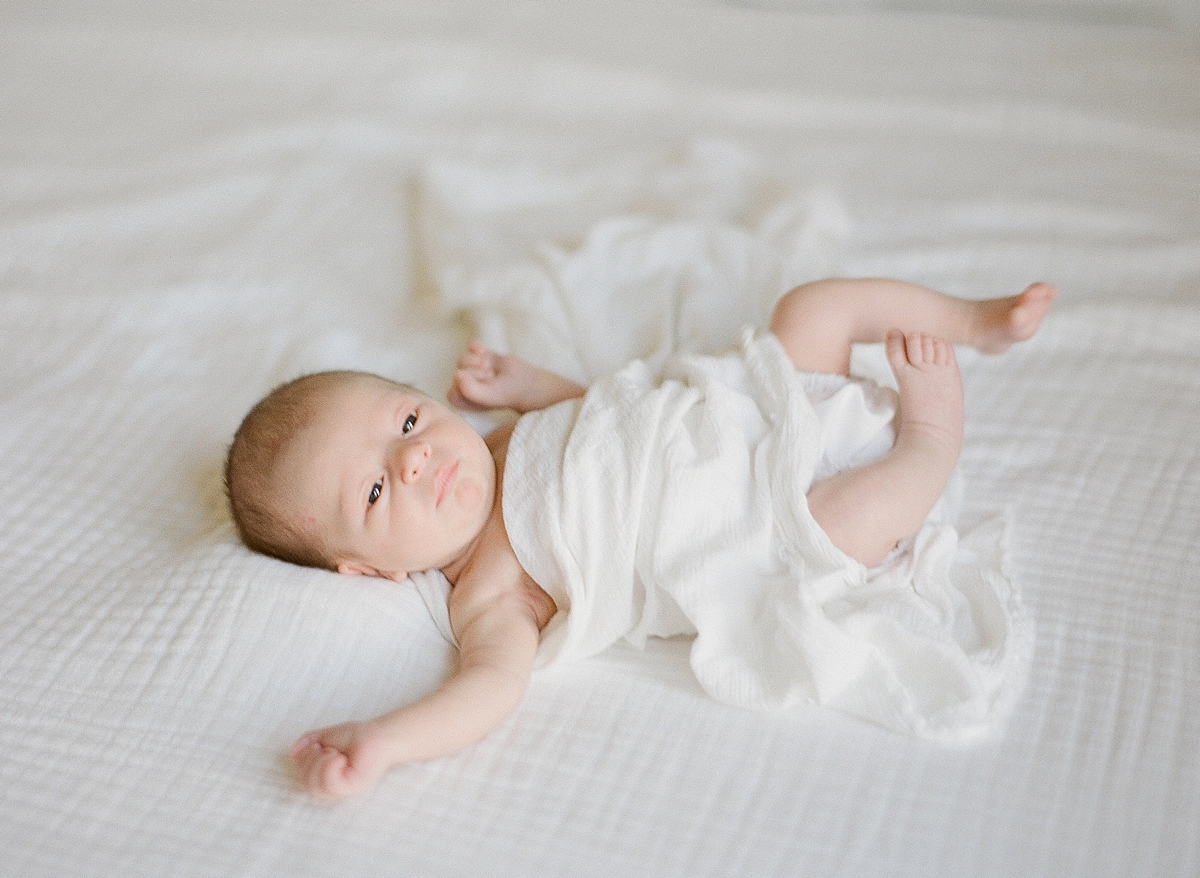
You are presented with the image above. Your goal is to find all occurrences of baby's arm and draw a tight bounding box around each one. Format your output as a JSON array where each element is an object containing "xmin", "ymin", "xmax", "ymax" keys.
[
  {"xmin": 450, "ymin": 340, "xmax": 586, "ymax": 414},
  {"xmin": 290, "ymin": 589, "xmax": 540, "ymax": 799}
]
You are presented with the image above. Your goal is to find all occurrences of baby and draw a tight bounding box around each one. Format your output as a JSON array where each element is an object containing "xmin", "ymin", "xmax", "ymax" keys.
[{"xmin": 225, "ymin": 277, "xmax": 1055, "ymax": 799}]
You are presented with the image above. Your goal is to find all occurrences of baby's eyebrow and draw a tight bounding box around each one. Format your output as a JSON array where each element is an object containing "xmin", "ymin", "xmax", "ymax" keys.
[{"xmin": 398, "ymin": 392, "xmax": 425, "ymax": 411}]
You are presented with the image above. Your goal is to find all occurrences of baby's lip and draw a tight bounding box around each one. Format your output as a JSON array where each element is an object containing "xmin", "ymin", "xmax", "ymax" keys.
[{"xmin": 434, "ymin": 461, "xmax": 458, "ymax": 507}]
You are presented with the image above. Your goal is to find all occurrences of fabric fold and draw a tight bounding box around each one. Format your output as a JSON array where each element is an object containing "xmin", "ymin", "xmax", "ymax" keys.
[{"xmin": 502, "ymin": 329, "xmax": 1030, "ymax": 741}]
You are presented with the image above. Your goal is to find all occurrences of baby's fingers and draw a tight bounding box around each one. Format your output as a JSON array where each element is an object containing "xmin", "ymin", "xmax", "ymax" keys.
[
  {"xmin": 455, "ymin": 340, "xmax": 498, "ymax": 375},
  {"xmin": 292, "ymin": 741, "xmax": 355, "ymax": 799},
  {"xmin": 448, "ymin": 374, "xmax": 493, "ymax": 412},
  {"xmin": 315, "ymin": 751, "xmax": 358, "ymax": 798},
  {"xmin": 289, "ymin": 731, "xmax": 321, "ymax": 761}
]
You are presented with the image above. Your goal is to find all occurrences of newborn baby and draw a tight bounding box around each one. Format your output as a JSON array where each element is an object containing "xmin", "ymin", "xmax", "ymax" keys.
[{"xmin": 225, "ymin": 277, "xmax": 1055, "ymax": 798}]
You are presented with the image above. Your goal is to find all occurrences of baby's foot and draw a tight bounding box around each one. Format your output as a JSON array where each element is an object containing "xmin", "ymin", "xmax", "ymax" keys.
[
  {"xmin": 886, "ymin": 331, "xmax": 964, "ymax": 461},
  {"xmin": 972, "ymin": 282, "xmax": 1056, "ymax": 354}
]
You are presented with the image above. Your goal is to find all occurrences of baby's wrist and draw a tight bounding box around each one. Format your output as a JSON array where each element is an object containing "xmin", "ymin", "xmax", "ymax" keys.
[{"xmin": 362, "ymin": 715, "xmax": 413, "ymax": 767}]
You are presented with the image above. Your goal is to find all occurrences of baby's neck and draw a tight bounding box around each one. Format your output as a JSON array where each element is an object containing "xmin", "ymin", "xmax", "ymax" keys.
[
  {"xmin": 439, "ymin": 531, "xmax": 486, "ymax": 586},
  {"xmin": 441, "ymin": 424, "xmax": 512, "ymax": 586}
]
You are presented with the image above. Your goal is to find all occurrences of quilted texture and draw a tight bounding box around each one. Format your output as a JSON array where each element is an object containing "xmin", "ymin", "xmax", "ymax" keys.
[{"xmin": 1, "ymin": 3, "xmax": 1198, "ymax": 875}]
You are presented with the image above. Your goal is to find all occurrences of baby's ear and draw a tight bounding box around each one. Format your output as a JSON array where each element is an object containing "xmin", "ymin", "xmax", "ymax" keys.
[
  {"xmin": 336, "ymin": 560, "xmax": 409, "ymax": 582},
  {"xmin": 337, "ymin": 560, "xmax": 383, "ymax": 578}
]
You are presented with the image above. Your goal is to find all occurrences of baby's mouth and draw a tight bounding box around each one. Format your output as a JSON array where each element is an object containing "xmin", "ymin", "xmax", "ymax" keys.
[{"xmin": 434, "ymin": 461, "xmax": 459, "ymax": 507}]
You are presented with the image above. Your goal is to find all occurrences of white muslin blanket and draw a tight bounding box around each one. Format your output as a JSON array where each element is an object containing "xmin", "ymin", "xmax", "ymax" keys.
[{"xmin": 499, "ymin": 328, "xmax": 1029, "ymax": 742}]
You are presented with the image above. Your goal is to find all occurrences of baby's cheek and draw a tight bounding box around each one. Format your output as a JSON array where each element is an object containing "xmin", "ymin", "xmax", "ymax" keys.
[{"xmin": 457, "ymin": 479, "xmax": 483, "ymax": 509}]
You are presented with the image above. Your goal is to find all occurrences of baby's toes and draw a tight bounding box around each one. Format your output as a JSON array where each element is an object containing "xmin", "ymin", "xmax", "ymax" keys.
[
  {"xmin": 907, "ymin": 333, "xmax": 952, "ymax": 368},
  {"xmin": 885, "ymin": 329, "xmax": 908, "ymax": 369},
  {"xmin": 930, "ymin": 335, "xmax": 955, "ymax": 366},
  {"xmin": 911, "ymin": 333, "xmax": 931, "ymax": 364}
]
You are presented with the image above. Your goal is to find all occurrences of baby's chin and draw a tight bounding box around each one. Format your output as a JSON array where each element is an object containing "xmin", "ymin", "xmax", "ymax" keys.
[
  {"xmin": 458, "ymin": 483, "xmax": 493, "ymax": 546},
  {"xmin": 430, "ymin": 489, "xmax": 495, "ymax": 578}
]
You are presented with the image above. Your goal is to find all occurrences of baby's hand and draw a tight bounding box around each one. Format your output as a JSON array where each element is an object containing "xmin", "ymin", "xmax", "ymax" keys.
[
  {"xmin": 289, "ymin": 720, "xmax": 392, "ymax": 799},
  {"xmin": 449, "ymin": 340, "xmax": 538, "ymax": 412}
]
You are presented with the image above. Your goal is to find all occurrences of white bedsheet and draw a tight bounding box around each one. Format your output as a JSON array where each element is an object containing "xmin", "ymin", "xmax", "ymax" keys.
[{"xmin": 1, "ymin": 2, "xmax": 1198, "ymax": 876}]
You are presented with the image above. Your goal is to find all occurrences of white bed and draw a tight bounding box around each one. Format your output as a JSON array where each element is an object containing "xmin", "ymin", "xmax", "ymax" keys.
[{"xmin": 2, "ymin": 2, "xmax": 1198, "ymax": 875}]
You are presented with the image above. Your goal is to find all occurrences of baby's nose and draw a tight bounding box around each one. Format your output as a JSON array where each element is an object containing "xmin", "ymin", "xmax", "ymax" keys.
[{"xmin": 398, "ymin": 442, "xmax": 430, "ymax": 484}]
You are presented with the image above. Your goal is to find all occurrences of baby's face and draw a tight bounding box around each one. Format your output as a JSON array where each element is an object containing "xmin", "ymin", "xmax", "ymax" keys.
[{"xmin": 274, "ymin": 374, "xmax": 496, "ymax": 580}]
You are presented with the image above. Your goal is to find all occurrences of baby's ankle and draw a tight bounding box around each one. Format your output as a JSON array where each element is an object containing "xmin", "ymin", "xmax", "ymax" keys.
[
  {"xmin": 896, "ymin": 417, "xmax": 962, "ymax": 464},
  {"xmin": 971, "ymin": 283, "xmax": 1056, "ymax": 354}
]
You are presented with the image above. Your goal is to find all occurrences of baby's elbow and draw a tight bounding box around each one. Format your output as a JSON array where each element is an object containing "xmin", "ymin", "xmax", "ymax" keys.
[{"xmin": 481, "ymin": 656, "xmax": 535, "ymax": 706}]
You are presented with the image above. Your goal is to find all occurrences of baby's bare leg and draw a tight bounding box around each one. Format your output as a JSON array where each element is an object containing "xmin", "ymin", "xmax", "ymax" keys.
[
  {"xmin": 770, "ymin": 278, "xmax": 1055, "ymax": 375},
  {"xmin": 807, "ymin": 331, "xmax": 963, "ymax": 567}
]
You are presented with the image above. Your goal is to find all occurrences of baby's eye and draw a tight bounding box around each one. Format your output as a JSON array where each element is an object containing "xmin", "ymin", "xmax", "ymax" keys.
[
  {"xmin": 402, "ymin": 412, "xmax": 417, "ymax": 434},
  {"xmin": 368, "ymin": 479, "xmax": 383, "ymax": 506}
]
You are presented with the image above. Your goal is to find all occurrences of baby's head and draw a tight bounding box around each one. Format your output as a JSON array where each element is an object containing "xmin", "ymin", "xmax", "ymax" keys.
[{"xmin": 226, "ymin": 370, "xmax": 496, "ymax": 580}]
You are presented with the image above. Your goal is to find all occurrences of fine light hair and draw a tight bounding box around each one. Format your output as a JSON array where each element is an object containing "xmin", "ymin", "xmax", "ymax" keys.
[{"xmin": 224, "ymin": 370, "xmax": 418, "ymax": 570}]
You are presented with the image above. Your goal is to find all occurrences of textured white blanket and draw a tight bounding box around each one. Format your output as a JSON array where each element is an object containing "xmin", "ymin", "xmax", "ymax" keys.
[
  {"xmin": 4, "ymin": 4, "xmax": 1199, "ymax": 875},
  {"xmin": 503, "ymin": 329, "xmax": 1029, "ymax": 741}
]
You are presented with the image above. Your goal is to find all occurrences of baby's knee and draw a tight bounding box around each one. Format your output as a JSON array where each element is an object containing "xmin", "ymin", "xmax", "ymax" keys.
[{"xmin": 771, "ymin": 282, "xmax": 819, "ymax": 334}]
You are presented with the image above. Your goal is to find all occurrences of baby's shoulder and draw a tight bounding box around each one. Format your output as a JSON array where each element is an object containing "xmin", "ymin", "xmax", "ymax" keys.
[{"xmin": 447, "ymin": 514, "xmax": 556, "ymax": 636}]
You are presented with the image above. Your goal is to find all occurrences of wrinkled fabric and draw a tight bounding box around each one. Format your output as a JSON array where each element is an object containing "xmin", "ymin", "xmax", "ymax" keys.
[{"xmin": 504, "ymin": 329, "xmax": 1030, "ymax": 741}]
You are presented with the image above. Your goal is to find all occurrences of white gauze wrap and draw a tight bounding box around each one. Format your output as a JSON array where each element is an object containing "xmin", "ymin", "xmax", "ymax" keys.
[{"xmin": 501, "ymin": 329, "xmax": 1029, "ymax": 741}]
